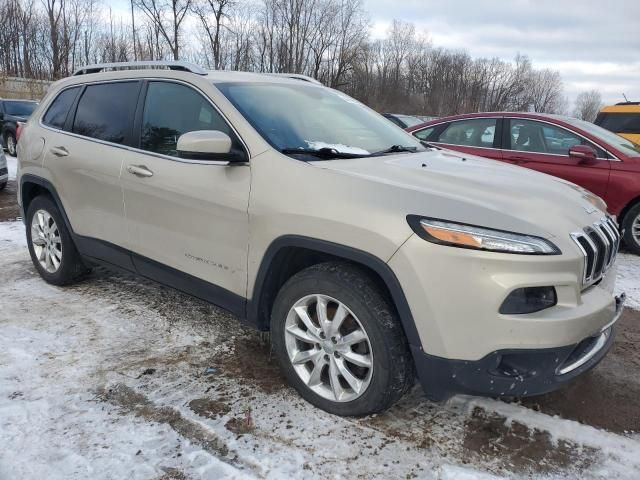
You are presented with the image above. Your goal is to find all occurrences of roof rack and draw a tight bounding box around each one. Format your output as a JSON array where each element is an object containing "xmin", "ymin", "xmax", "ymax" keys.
[
  {"xmin": 264, "ymin": 73, "xmax": 322, "ymax": 85},
  {"xmin": 615, "ymin": 101, "xmax": 640, "ymax": 105},
  {"xmin": 73, "ymin": 61, "xmax": 208, "ymax": 76}
]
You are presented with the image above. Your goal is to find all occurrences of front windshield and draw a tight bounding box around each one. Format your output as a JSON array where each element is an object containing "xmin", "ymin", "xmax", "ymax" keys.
[
  {"xmin": 564, "ymin": 116, "xmax": 640, "ymax": 157},
  {"xmin": 4, "ymin": 101, "xmax": 37, "ymax": 117},
  {"xmin": 216, "ymin": 82, "xmax": 425, "ymax": 157}
]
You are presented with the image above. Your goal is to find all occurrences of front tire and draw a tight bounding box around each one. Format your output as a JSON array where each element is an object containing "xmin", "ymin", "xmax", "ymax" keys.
[
  {"xmin": 26, "ymin": 195, "xmax": 89, "ymax": 285},
  {"xmin": 271, "ymin": 262, "xmax": 414, "ymax": 416},
  {"xmin": 622, "ymin": 204, "xmax": 640, "ymax": 255}
]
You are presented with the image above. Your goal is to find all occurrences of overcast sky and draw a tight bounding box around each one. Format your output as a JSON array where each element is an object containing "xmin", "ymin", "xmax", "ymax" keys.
[
  {"xmin": 366, "ymin": 0, "xmax": 640, "ymax": 106},
  {"xmin": 114, "ymin": 0, "xmax": 638, "ymax": 106}
]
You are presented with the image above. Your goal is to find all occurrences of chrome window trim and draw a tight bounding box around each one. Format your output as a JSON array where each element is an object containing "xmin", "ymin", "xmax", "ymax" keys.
[
  {"xmin": 38, "ymin": 77, "xmax": 252, "ymax": 165},
  {"xmin": 412, "ymin": 115, "xmax": 620, "ymax": 161}
]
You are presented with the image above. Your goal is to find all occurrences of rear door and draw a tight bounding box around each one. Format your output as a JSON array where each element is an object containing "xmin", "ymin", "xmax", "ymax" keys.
[
  {"xmin": 502, "ymin": 118, "xmax": 611, "ymax": 198},
  {"xmin": 425, "ymin": 117, "xmax": 503, "ymax": 161},
  {"xmin": 120, "ymin": 80, "xmax": 251, "ymax": 302},
  {"xmin": 41, "ymin": 81, "xmax": 140, "ymax": 250}
]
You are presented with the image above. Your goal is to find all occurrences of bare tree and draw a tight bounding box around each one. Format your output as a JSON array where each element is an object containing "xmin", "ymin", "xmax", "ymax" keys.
[
  {"xmin": 573, "ymin": 90, "xmax": 603, "ymax": 121},
  {"xmin": 192, "ymin": 0, "xmax": 234, "ymax": 69},
  {"xmin": 134, "ymin": 0, "xmax": 192, "ymax": 60}
]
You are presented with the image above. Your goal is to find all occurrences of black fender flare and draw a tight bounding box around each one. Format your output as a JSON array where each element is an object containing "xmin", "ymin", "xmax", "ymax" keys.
[
  {"xmin": 247, "ymin": 235, "xmax": 423, "ymax": 348},
  {"xmin": 19, "ymin": 174, "xmax": 74, "ymax": 233}
]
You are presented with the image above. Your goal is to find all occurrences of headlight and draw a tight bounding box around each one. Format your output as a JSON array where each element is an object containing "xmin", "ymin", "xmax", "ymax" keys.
[{"xmin": 407, "ymin": 216, "xmax": 561, "ymax": 255}]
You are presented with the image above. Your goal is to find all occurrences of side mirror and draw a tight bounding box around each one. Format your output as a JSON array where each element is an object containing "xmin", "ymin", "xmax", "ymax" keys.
[
  {"xmin": 569, "ymin": 144, "xmax": 597, "ymax": 164},
  {"xmin": 177, "ymin": 130, "xmax": 244, "ymax": 162}
]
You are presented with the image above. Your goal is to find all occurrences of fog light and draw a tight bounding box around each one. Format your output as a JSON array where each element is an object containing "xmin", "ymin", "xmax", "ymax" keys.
[{"xmin": 499, "ymin": 287, "xmax": 557, "ymax": 314}]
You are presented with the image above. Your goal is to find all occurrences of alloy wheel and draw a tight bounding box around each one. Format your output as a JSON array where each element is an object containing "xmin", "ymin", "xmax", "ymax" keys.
[
  {"xmin": 30, "ymin": 209, "xmax": 62, "ymax": 273},
  {"xmin": 284, "ymin": 294, "xmax": 374, "ymax": 402},
  {"xmin": 633, "ymin": 214, "xmax": 640, "ymax": 245},
  {"xmin": 7, "ymin": 135, "xmax": 16, "ymax": 156}
]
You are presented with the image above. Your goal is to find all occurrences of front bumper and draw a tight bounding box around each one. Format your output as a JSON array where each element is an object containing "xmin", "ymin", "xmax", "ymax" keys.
[{"xmin": 415, "ymin": 293, "xmax": 625, "ymax": 401}]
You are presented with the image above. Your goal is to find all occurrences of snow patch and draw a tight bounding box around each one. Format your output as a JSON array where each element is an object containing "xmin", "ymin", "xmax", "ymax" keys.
[
  {"xmin": 6, "ymin": 154, "xmax": 17, "ymax": 180},
  {"xmin": 616, "ymin": 253, "xmax": 640, "ymax": 310}
]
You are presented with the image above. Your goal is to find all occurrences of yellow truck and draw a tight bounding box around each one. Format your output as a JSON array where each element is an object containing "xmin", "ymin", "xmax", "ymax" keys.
[{"xmin": 595, "ymin": 102, "xmax": 640, "ymax": 144}]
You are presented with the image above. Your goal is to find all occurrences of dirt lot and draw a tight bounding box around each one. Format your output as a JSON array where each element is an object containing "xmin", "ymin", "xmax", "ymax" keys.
[{"xmin": 1, "ymin": 161, "xmax": 640, "ymax": 479}]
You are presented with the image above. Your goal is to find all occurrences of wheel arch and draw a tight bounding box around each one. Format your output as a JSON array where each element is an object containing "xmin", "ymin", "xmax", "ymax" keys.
[
  {"xmin": 20, "ymin": 175, "xmax": 74, "ymax": 234},
  {"xmin": 619, "ymin": 195, "xmax": 640, "ymax": 228},
  {"xmin": 248, "ymin": 236, "xmax": 422, "ymax": 349}
]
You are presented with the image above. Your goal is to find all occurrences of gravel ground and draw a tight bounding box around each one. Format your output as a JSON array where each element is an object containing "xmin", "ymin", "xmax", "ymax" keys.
[{"xmin": 1, "ymin": 155, "xmax": 640, "ymax": 479}]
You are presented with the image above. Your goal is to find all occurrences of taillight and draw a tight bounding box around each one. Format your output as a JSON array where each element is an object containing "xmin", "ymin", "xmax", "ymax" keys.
[{"xmin": 16, "ymin": 121, "xmax": 24, "ymax": 141}]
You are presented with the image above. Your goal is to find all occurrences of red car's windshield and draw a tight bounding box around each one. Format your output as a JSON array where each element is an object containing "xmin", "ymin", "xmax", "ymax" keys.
[{"xmin": 564, "ymin": 117, "xmax": 640, "ymax": 157}]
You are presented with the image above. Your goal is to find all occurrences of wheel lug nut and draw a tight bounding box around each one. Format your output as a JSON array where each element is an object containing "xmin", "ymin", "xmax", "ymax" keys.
[
  {"xmin": 334, "ymin": 352, "xmax": 340, "ymax": 358},
  {"xmin": 331, "ymin": 337, "xmax": 337, "ymax": 344}
]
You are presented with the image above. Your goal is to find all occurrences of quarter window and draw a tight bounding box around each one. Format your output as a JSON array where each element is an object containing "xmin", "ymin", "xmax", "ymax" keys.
[
  {"xmin": 72, "ymin": 82, "xmax": 139, "ymax": 144},
  {"xmin": 436, "ymin": 118, "xmax": 497, "ymax": 148},
  {"xmin": 509, "ymin": 119, "xmax": 606, "ymax": 157},
  {"xmin": 413, "ymin": 127, "xmax": 435, "ymax": 141},
  {"xmin": 140, "ymin": 81, "xmax": 233, "ymax": 157},
  {"xmin": 42, "ymin": 87, "xmax": 80, "ymax": 129}
]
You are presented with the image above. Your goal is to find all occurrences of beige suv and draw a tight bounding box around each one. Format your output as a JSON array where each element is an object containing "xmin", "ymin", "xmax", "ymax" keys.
[{"xmin": 17, "ymin": 61, "xmax": 625, "ymax": 416}]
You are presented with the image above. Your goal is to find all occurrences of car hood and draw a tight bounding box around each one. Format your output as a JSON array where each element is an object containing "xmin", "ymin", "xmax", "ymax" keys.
[{"xmin": 314, "ymin": 148, "xmax": 606, "ymax": 239}]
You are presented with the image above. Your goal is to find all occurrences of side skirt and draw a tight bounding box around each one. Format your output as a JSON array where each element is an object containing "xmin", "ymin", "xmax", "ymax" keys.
[{"xmin": 76, "ymin": 236, "xmax": 248, "ymax": 322}]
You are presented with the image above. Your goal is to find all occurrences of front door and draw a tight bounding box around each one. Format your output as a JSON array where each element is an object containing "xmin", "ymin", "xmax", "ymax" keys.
[
  {"xmin": 502, "ymin": 118, "xmax": 611, "ymax": 198},
  {"xmin": 120, "ymin": 80, "xmax": 251, "ymax": 304}
]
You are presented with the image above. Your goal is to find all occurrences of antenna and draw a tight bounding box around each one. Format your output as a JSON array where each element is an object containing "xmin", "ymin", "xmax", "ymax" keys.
[{"xmin": 623, "ymin": 93, "xmax": 629, "ymax": 102}]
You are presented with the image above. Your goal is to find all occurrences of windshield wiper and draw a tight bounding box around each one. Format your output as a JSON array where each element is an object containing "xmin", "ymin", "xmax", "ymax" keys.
[
  {"xmin": 371, "ymin": 145, "xmax": 419, "ymax": 155},
  {"xmin": 280, "ymin": 147, "xmax": 370, "ymax": 159}
]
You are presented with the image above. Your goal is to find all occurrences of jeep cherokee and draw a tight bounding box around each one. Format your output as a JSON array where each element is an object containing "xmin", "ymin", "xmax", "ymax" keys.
[{"xmin": 16, "ymin": 61, "xmax": 625, "ymax": 416}]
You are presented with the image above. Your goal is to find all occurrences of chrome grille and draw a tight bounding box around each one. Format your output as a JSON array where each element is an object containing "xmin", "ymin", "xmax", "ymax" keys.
[{"xmin": 571, "ymin": 217, "xmax": 620, "ymax": 286}]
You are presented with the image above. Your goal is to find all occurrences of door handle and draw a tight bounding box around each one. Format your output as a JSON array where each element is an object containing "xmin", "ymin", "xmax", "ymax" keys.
[
  {"xmin": 511, "ymin": 156, "xmax": 529, "ymax": 164},
  {"xmin": 127, "ymin": 164, "xmax": 154, "ymax": 178},
  {"xmin": 50, "ymin": 146, "xmax": 69, "ymax": 157}
]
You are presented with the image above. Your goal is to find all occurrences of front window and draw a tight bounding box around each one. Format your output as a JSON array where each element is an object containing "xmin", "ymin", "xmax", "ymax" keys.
[
  {"xmin": 4, "ymin": 101, "xmax": 37, "ymax": 117},
  {"xmin": 565, "ymin": 116, "xmax": 640, "ymax": 157},
  {"xmin": 509, "ymin": 119, "xmax": 607, "ymax": 158},
  {"xmin": 216, "ymin": 82, "xmax": 425, "ymax": 158}
]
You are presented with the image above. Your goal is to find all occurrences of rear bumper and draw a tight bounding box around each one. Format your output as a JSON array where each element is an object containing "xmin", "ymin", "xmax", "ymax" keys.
[{"xmin": 416, "ymin": 293, "xmax": 625, "ymax": 401}]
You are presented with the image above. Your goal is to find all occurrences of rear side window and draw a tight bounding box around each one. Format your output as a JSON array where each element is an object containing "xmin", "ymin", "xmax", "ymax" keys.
[
  {"xmin": 42, "ymin": 87, "xmax": 80, "ymax": 129},
  {"xmin": 140, "ymin": 81, "xmax": 233, "ymax": 157},
  {"xmin": 436, "ymin": 118, "xmax": 497, "ymax": 148},
  {"xmin": 72, "ymin": 82, "xmax": 139, "ymax": 144}
]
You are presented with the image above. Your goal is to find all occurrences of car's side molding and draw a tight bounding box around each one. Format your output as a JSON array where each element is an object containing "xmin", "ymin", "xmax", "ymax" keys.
[{"xmin": 248, "ymin": 235, "xmax": 423, "ymax": 348}]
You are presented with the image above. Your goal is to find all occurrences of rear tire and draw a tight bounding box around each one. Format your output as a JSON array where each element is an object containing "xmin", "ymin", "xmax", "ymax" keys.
[
  {"xmin": 622, "ymin": 204, "xmax": 640, "ymax": 255},
  {"xmin": 0, "ymin": 181, "xmax": 6, "ymax": 191},
  {"xmin": 271, "ymin": 261, "xmax": 414, "ymax": 416},
  {"xmin": 26, "ymin": 195, "xmax": 89, "ymax": 285}
]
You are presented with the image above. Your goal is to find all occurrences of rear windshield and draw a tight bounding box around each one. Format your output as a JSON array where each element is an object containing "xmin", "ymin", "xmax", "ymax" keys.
[
  {"xmin": 4, "ymin": 101, "xmax": 37, "ymax": 117},
  {"xmin": 595, "ymin": 113, "xmax": 640, "ymax": 134}
]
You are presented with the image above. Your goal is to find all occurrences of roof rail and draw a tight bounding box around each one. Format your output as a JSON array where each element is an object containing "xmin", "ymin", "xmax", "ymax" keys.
[
  {"xmin": 615, "ymin": 101, "xmax": 640, "ymax": 105},
  {"xmin": 264, "ymin": 73, "xmax": 322, "ymax": 85},
  {"xmin": 73, "ymin": 61, "xmax": 208, "ymax": 76}
]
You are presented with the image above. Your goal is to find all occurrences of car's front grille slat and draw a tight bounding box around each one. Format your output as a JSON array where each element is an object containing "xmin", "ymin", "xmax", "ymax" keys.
[{"xmin": 571, "ymin": 217, "xmax": 620, "ymax": 287}]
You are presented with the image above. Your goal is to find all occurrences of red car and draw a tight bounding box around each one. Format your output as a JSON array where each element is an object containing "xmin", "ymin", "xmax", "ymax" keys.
[{"xmin": 407, "ymin": 112, "xmax": 640, "ymax": 254}]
